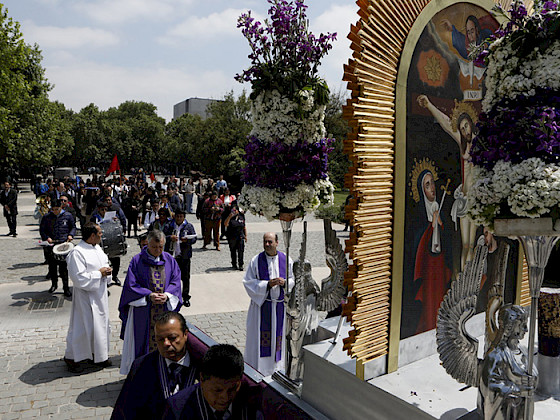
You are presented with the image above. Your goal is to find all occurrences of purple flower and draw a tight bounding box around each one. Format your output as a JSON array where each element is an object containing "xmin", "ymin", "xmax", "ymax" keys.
[
  {"xmin": 241, "ymin": 137, "xmax": 334, "ymax": 192},
  {"xmin": 235, "ymin": 0, "xmax": 336, "ymax": 102},
  {"xmin": 471, "ymin": 88, "xmax": 560, "ymax": 170}
]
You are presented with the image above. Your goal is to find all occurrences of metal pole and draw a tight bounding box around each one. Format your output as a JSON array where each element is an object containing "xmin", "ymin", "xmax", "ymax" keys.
[{"xmin": 517, "ymin": 236, "xmax": 559, "ymax": 420}]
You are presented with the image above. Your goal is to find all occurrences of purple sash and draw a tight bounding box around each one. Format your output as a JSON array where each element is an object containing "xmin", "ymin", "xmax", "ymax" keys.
[{"xmin": 258, "ymin": 251, "xmax": 286, "ymax": 362}]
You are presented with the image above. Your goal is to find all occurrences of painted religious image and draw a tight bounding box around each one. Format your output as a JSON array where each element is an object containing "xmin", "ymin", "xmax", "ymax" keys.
[{"xmin": 400, "ymin": 3, "xmax": 518, "ymax": 339}]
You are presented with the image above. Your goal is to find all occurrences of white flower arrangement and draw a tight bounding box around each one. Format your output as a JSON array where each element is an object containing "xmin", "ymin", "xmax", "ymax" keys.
[
  {"xmin": 250, "ymin": 89, "xmax": 326, "ymax": 146},
  {"xmin": 468, "ymin": 158, "xmax": 560, "ymax": 226},
  {"xmin": 239, "ymin": 178, "xmax": 334, "ymax": 221},
  {"xmin": 482, "ymin": 39, "xmax": 560, "ymax": 113}
]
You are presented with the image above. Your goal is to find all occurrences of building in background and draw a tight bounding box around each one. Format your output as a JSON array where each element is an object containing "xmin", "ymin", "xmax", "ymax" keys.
[{"xmin": 173, "ymin": 97, "xmax": 218, "ymax": 120}]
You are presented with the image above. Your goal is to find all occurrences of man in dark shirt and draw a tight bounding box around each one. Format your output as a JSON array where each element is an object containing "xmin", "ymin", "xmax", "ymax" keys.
[
  {"xmin": 1, "ymin": 181, "xmax": 18, "ymax": 237},
  {"xmin": 225, "ymin": 203, "xmax": 247, "ymax": 271},
  {"xmin": 164, "ymin": 344, "xmax": 261, "ymax": 420},
  {"xmin": 163, "ymin": 209, "xmax": 197, "ymax": 306},
  {"xmin": 112, "ymin": 312, "xmax": 197, "ymax": 420},
  {"xmin": 39, "ymin": 199, "xmax": 76, "ymax": 296}
]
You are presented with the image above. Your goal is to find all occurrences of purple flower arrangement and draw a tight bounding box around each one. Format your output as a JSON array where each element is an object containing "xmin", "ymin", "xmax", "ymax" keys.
[
  {"xmin": 475, "ymin": 0, "xmax": 560, "ymax": 67},
  {"xmin": 241, "ymin": 136, "xmax": 333, "ymax": 193},
  {"xmin": 471, "ymin": 88, "xmax": 560, "ymax": 170},
  {"xmin": 236, "ymin": 0, "xmax": 336, "ymax": 219},
  {"xmin": 468, "ymin": 0, "xmax": 560, "ymax": 225},
  {"xmin": 235, "ymin": 0, "xmax": 336, "ymax": 104}
]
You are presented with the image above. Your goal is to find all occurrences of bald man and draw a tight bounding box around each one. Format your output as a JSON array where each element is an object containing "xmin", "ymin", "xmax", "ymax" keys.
[{"xmin": 243, "ymin": 232, "xmax": 294, "ymax": 377}]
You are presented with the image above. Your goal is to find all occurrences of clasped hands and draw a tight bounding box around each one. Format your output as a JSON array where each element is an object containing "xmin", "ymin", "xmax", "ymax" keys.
[
  {"xmin": 268, "ymin": 277, "xmax": 285, "ymax": 289},
  {"xmin": 149, "ymin": 293, "xmax": 168, "ymax": 304}
]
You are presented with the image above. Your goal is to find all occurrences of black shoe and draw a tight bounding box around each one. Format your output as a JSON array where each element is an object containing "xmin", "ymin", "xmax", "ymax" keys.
[
  {"xmin": 48, "ymin": 285, "xmax": 57, "ymax": 293},
  {"xmin": 183, "ymin": 300, "xmax": 191, "ymax": 307},
  {"xmin": 238, "ymin": 266, "xmax": 244, "ymax": 271},
  {"xmin": 232, "ymin": 264, "xmax": 238, "ymax": 270},
  {"xmin": 64, "ymin": 357, "xmax": 84, "ymax": 373},
  {"xmin": 94, "ymin": 359, "xmax": 112, "ymax": 368},
  {"xmin": 46, "ymin": 273, "xmax": 51, "ymax": 280},
  {"xmin": 63, "ymin": 289, "xmax": 72, "ymax": 297},
  {"xmin": 112, "ymin": 278, "xmax": 121, "ymax": 286},
  {"xmin": 42, "ymin": 260, "xmax": 49, "ymax": 265},
  {"xmin": 11, "ymin": 233, "xmax": 17, "ymax": 237}
]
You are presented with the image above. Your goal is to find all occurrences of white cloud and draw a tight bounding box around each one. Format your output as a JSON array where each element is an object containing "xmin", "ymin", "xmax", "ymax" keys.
[
  {"xmin": 23, "ymin": 21, "xmax": 119, "ymax": 49},
  {"xmin": 75, "ymin": 0, "xmax": 194, "ymax": 24},
  {"xmin": 310, "ymin": 4, "xmax": 356, "ymax": 89},
  {"xmin": 45, "ymin": 61, "xmax": 232, "ymax": 121},
  {"xmin": 158, "ymin": 8, "xmax": 246, "ymax": 46}
]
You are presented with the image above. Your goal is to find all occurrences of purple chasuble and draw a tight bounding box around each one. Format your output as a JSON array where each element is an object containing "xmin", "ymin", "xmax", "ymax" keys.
[
  {"xmin": 257, "ymin": 251, "xmax": 286, "ymax": 362},
  {"xmin": 118, "ymin": 247, "xmax": 183, "ymax": 359}
]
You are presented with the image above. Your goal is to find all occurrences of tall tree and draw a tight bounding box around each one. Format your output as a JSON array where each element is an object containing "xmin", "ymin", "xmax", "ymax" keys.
[
  {"xmin": 324, "ymin": 90, "xmax": 351, "ymax": 189},
  {"xmin": 0, "ymin": 5, "xmax": 71, "ymax": 173}
]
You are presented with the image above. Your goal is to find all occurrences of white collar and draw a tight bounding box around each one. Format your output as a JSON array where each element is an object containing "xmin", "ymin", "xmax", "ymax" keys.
[{"xmin": 164, "ymin": 352, "xmax": 190, "ymax": 368}]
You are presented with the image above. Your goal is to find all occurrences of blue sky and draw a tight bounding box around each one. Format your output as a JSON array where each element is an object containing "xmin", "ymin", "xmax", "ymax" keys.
[{"xmin": 2, "ymin": 0, "xmax": 357, "ymax": 121}]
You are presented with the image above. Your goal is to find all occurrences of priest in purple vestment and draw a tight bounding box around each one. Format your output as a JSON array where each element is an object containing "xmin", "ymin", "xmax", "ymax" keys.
[
  {"xmin": 243, "ymin": 232, "xmax": 294, "ymax": 377},
  {"xmin": 119, "ymin": 229, "xmax": 183, "ymax": 375}
]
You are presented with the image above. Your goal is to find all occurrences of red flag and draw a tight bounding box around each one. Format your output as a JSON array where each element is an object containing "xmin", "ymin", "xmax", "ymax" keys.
[
  {"xmin": 150, "ymin": 172, "xmax": 155, "ymax": 182},
  {"xmin": 106, "ymin": 154, "xmax": 120, "ymax": 176}
]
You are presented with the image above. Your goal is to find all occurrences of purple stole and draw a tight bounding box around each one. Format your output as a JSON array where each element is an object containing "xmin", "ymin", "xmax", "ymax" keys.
[{"xmin": 258, "ymin": 251, "xmax": 286, "ymax": 362}]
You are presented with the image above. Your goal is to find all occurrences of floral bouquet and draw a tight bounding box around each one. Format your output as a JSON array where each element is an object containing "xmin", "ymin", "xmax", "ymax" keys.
[
  {"xmin": 468, "ymin": 0, "xmax": 560, "ymax": 226},
  {"xmin": 235, "ymin": 0, "xmax": 337, "ymax": 220}
]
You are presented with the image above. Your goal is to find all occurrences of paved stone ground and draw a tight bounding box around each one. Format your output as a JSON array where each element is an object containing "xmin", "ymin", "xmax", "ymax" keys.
[
  {"xmin": 0, "ymin": 186, "xmax": 347, "ymax": 419},
  {"xmin": 0, "ymin": 313, "xmax": 247, "ymax": 420}
]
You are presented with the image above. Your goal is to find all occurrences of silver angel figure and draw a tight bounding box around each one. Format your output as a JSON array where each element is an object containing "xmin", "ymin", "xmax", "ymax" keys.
[
  {"xmin": 479, "ymin": 305, "xmax": 534, "ymax": 420},
  {"xmin": 284, "ymin": 219, "xmax": 348, "ymax": 381},
  {"xmin": 437, "ymin": 244, "xmax": 536, "ymax": 419}
]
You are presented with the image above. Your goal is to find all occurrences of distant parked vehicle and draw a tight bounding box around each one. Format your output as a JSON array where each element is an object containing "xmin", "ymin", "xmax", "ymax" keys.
[{"xmin": 54, "ymin": 167, "xmax": 75, "ymax": 180}]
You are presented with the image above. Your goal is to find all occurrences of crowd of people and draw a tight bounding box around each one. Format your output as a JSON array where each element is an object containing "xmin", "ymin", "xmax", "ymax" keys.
[{"xmin": 2, "ymin": 173, "xmax": 299, "ymax": 418}]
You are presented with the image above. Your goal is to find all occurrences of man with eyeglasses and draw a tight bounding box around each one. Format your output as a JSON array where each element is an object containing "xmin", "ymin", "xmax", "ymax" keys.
[{"xmin": 59, "ymin": 194, "xmax": 77, "ymax": 225}]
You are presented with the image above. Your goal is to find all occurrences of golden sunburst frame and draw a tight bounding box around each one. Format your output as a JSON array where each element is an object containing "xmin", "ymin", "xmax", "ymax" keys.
[{"xmin": 342, "ymin": 0, "xmax": 530, "ymax": 379}]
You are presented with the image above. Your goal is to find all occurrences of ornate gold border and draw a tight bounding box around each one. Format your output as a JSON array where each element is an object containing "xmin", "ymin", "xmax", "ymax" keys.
[{"xmin": 343, "ymin": 0, "xmax": 518, "ymax": 377}]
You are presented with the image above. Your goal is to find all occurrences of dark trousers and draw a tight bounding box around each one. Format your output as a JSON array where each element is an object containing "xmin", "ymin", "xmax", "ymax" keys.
[
  {"xmin": 4, "ymin": 213, "xmax": 16, "ymax": 234},
  {"xmin": 127, "ymin": 215, "xmax": 138, "ymax": 237},
  {"xmin": 45, "ymin": 247, "xmax": 69, "ymax": 290},
  {"xmin": 203, "ymin": 220, "xmax": 220, "ymax": 247},
  {"xmin": 109, "ymin": 257, "xmax": 121, "ymax": 281},
  {"xmin": 176, "ymin": 257, "xmax": 191, "ymax": 301},
  {"xmin": 199, "ymin": 218, "xmax": 205, "ymax": 241},
  {"xmin": 229, "ymin": 236, "xmax": 245, "ymax": 268}
]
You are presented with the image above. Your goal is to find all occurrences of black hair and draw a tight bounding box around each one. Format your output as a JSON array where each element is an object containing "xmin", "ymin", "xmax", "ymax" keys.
[
  {"xmin": 200, "ymin": 344, "xmax": 244, "ymax": 381},
  {"xmin": 466, "ymin": 15, "xmax": 482, "ymax": 41},
  {"xmin": 82, "ymin": 222, "xmax": 99, "ymax": 241},
  {"xmin": 175, "ymin": 209, "xmax": 186, "ymax": 216},
  {"xmin": 51, "ymin": 199, "xmax": 62, "ymax": 208},
  {"xmin": 158, "ymin": 208, "xmax": 170, "ymax": 217},
  {"xmin": 155, "ymin": 312, "xmax": 188, "ymax": 333}
]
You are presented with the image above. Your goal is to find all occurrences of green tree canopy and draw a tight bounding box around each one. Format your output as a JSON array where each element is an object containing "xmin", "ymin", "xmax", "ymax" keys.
[{"xmin": 0, "ymin": 4, "xmax": 72, "ymax": 172}]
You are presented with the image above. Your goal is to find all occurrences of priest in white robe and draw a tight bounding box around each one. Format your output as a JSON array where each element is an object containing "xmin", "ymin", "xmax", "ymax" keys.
[
  {"xmin": 243, "ymin": 232, "xmax": 294, "ymax": 376},
  {"xmin": 64, "ymin": 222, "xmax": 113, "ymax": 373}
]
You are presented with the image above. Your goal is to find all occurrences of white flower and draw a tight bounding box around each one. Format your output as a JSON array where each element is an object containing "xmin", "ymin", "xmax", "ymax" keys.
[
  {"xmin": 468, "ymin": 159, "xmax": 560, "ymax": 225},
  {"xmin": 250, "ymin": 90, "xmax": 326, "ymax": 146},
  {"xmin": 239, "ymin": 179, "xmax": 334, "ymax": 221},
  {"xmin": 483, "ymin": 39, "xmax": 560, "ymax": 112}
]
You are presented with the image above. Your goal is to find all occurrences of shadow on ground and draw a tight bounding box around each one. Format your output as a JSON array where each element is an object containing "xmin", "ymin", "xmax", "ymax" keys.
[
  {"xmin": 8, "ymin": 262, "xmax": 43, "ymax": 270},
  {"xmin": 10, "ymin": 290, "xmax": 70, "ymax": 307},
  {"xmin": 205, "ymin": 267, "xmax": 237, "ymax": 273},
  {"xmin": 20, "ymin": 275, "xmax": 50, "ymax": 285},
  {"xmin": 19, "ymin": 357, "xmax": 122, "ymax": 386},
  {"xmin": 76, "ymin": 379, "xmax": 124, "ymax": 408}
]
